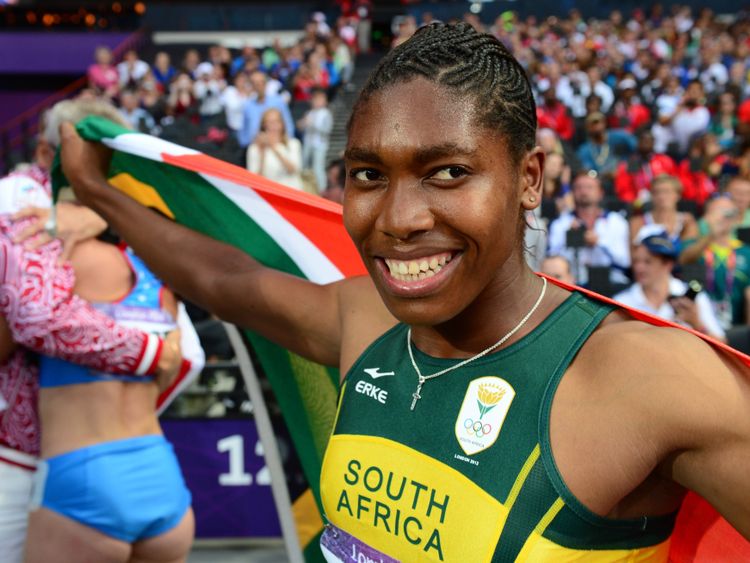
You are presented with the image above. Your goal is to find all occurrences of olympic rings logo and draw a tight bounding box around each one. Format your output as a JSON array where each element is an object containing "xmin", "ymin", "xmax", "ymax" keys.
[{"xmin": 464, "ymin": 418, "xmax": 492, "ymax": 437}]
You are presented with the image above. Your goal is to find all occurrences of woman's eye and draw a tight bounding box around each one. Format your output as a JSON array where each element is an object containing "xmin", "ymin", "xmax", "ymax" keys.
[
  {"xmin": 432, "ymin": 166, "xmax": 467, "ymax": 180},
  {"xmin": 352, "ymin": 169, "xmax": 381, "ymax": 182}
]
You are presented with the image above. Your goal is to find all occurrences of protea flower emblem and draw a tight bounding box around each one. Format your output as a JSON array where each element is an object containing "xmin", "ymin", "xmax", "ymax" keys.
[{"xmin": 476, "ymin": 383, "xmax": 505, "ymax": 419}]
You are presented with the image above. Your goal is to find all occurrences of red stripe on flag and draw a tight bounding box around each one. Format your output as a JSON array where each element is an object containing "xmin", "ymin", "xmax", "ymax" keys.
[
  {"xmin": 161, "ymin": 153, "xmax": 367, "ymax": 278},
  {"xmin": 541, "ymin": 274, "xmax": 750, "ymax": 368}
]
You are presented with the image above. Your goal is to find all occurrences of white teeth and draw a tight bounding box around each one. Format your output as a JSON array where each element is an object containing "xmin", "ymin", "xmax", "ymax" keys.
[{"xmin": 385, "ymin": 253, "xmax": 454, "ymax": 282}]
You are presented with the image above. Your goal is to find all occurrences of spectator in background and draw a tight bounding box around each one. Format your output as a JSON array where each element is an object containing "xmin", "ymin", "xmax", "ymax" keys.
[
  {"xmin": 536, "ymin": 83, "xmax": 575, "ymax": 142},
  {"xmin": 231, "ymin": 45, "xmax": 261, "ymax": 78},
  {"xmin": 609, "ymin": 77, "xmax": 651, "ymax": 134},
  {"xmin": 166, "ymin": 72, "xmax": 197, "ymax": 122},
  {"xmin": 221, "ymin": 72, "xmax": 253, "ymax": 133},
  {"xmin": 299, "ymin": 88, "xmax": 333, "ymax": 192},
  {"xmin": 586, "ymin": 66, "xmax": 614, "ymax": 114},
  {"xmin": 548, "ymin": 172, "xmax": 631, "ymax": 285},
  {"xmin": 541, "ymin": 152, "xmax": 573, "ymax": 215},
  {"xmin": 577, "ymin": 112, "xmax": 636, "ymax": 187},
  {"xmin": 152, "ymin": 51, "xmax": 176, "ymax": 94},
  {"xmin": 330, "ymin": 35, "xmax": 354, "ymax": 88},
  {"xmin": 239, "ymin": 70, "xmax": 295, "ymax": 147},
  {"xmin": 676, "ymin": 134, "xmax": 720, "ymax": 206},
  {"xmin": 87, "ymin": 46, "xmax": 119, "ymax": 99},
  {"xmin": 293, "ymin": 50, "xmax": 331, "ymax": 104},
  {"xmin": 615, "ymin": 130, "xmax": 677, "ymax": 204},
  {"xmin": 246, "ymin": 108, "xmax": 303, "ymax": 191},
  {"xmin": 709, "ymin": 92, "xmax": 738, "ymax": 150},
  {"xmin": 181, "ymin": 49, "xmax": 201, "ymax": 79},
  {"xmin": 118, "ymin": 90, "xmax": 156, "ymax": 134},
  {"xmin": 726, "ymin": 176, "xmax": 750, "ymax": 230},
  {"xmin": 193, "ymin": 63, "xmax": 226, "ymax": 122},
  {"xmin": 540, "ymin": 255, "xmax": 576, "ymax": 285},
  {"xmin": 117, "ymin": 49, "xmax": 150, "ymax": 90},
  {"xmin": 653, "ymin": 80, "xmax": 710, "ymax": 158},
  {"xmin": 613, "ymin": 228, "xmax": 725, "ymax": 341},
  {"xmin": 629, "ymin": 174, "xmax": 698, "ymax": 248},
  {"xmin": 679, "ymin": 195, "xmax": 750, "ymax": 330},
  {"xmin": 321, "ymin": 158, "xmax": 345, "ymax": 204}
]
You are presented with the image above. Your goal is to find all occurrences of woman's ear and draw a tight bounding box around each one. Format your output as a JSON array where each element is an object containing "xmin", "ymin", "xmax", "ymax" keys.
[{"xmin": 520, "ymin": 147, "xmax": 545, "ymax": 210}]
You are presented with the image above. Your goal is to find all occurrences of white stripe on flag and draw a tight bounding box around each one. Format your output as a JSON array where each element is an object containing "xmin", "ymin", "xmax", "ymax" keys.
[
  {"xmin": 200, "ymin": 174, "xmax": 344, "ymax": 284},
  {"xmin": 103, "ymin": 133, "xmax": 198, "ymax": 163}
]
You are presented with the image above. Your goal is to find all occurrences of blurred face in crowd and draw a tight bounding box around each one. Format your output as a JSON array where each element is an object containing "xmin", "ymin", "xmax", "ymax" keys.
[
  {"xmin": 249, "ymin": 71, "xmax": 267, "ymax": 96},
  {"xmin": 120, "ymin": 91, "xmax": 139, "ymax": 111},
  {"xmin": 585, "ymin": 113, "xmax": 606, "ymax": 137},
  {"xmin": 637, "ymin": 131, "xmax": 655, "ymax": 156},
  {"xmin": 684, "ymin": 81, "xmax": 704, "ymax": 105},
  {"xmin": 536, "ymin": 129, "xmax": 559, "ymax": 154},
  {"xmin": 727, "ymin": 178, "xmax": 750, "ymax": 214},
  {"xmin": 155, "ymin": 52, "xmax": 170, "ymax": 70},
  {"xmin": 705, "ymin": 197, "xmax": 740, "ymax": 238},
  {"xmin": 311, "ymin": 90, "xmax": 328, "ymax": 109},
  {"xmin": 572, "ymin": 174, "xmax": 603, "ymax": 208},
  {"xmin": 184, "ymin": 50, "xmax": 200, "ymax": 71},
  {"xmin": 541, "ymin": 256, "xmax": 575, "ymax": 284},
  {"xmin": 261, "ymin": 109, "xmax": 286, "ymax": 137},
  {"xmin": 632, "ymin": 245, "xmax": 672, "ymax": 289},
  {"xmin": 95, "ymin": 47, "xmax": 112, "ymax": 66},
  {"xmin": 545, "ymin": 153, "xmax": 564, "ymax": 181},
  {"xmin": 651, "ymin": 178, "xmax": 682, "ymax": 210},
  {"xmin": 718, "ymin": 92, "xmax": 736, "ymax": 116},
  {"xmin": 650, "ymin": 177, "xmax": 682, "ymax": 212}
]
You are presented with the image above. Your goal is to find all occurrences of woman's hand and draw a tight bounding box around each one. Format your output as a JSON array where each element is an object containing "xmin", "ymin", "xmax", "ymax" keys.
[
  {"xmin": 155, "ymin": 329, "xmax": 183, "ymax": 393},
  {"xmin": 12, "ymin": 202, "xmax": 107, "ymax": 261}
]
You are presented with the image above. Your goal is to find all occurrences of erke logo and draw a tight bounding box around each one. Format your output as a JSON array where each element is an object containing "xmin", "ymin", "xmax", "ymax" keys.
[{"xmin": 355, "ymin": 367, "xmax": 394, "ymax": 404}]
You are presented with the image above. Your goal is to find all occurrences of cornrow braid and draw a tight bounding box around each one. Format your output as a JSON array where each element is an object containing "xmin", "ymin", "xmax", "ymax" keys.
[{"xmin": 351, "ymin": 22, "xmax": 537, "ymax": 165}]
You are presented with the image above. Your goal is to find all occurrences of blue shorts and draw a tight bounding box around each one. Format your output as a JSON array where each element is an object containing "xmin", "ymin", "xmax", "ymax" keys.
[{"xmin": 32, "ymin": 435, "xmax": 191, "ymax": 542}]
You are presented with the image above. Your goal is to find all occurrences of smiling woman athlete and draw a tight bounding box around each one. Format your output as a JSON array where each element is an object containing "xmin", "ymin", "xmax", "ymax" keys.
[{"xmin": 59, "ymin": 23, "xmax": 749, "ymax": 563}]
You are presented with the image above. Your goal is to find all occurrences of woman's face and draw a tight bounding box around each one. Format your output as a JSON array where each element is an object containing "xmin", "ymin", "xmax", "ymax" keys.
[
  {"xmin": 343, "ymin": 78, "xmax": 542, "ymax": 326},
  {"xmin": 650, "ymin": 180, "xmax": 680, "ymax": 210},
  {"xmin": 262, "ymin": 111, "xmax": 284, "ymax": 135},
  {"xmin": 96, "ymin": 48, "xmax": 112, "ymax": 66}
]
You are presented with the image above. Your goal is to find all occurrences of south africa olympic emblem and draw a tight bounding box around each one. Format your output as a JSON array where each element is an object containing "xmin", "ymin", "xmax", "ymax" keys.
[{"xmin": 455, "ymin": 376, "xmax": 515, "ymax": 455}]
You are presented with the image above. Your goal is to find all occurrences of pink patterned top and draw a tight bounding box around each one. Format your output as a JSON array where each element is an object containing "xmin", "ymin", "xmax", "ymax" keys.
[{"xmin": 0, "ymin": 169, "xmax": 163, "ymax": 468}]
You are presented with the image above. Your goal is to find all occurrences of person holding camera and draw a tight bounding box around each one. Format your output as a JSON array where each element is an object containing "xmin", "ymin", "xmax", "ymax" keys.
[
  {"xmin": 614, "ymin": 227, "xmax": 725, "ymax": 341},
  {"xmin": 547, "ymin": 171, "xmax": 631, "ymax": 285}
]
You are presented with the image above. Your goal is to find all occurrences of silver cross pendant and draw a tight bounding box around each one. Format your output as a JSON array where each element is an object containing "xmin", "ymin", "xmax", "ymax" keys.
[{"xmin": 410, "ymin": 376, "xmax": 426, "ymax": 411}]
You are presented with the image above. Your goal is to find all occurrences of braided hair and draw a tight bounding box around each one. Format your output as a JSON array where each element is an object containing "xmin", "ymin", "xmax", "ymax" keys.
[{"xmin": 351, "ymin": 22, "xmax": 537, "ymax": 165}]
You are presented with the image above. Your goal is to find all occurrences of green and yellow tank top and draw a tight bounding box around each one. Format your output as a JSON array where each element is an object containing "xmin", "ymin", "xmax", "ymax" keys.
[{"xmin": 320, "ymin": 292, "xmax": 676, "ymax": 562}]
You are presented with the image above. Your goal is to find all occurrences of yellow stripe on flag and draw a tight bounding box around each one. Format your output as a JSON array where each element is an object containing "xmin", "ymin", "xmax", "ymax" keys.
[
  {"xmin": 109, "ymin": 172, "xmax": 175, "ymax": 219},
  {"xmin": 291, "ymin": 488, "xmax": 325, "ymax": 549}
]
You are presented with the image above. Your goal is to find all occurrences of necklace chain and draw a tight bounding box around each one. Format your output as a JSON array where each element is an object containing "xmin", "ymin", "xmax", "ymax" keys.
[{"xmin": 407, "ymin": 276, "xmax": 548, "ymax": 411}]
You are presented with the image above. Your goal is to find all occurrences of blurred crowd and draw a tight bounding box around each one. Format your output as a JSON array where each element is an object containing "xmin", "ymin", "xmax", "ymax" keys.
[
  {"xmin": 58, "ymin": 4, "xmax": 750, "ymax": 346},
  {"xmin": 384, "ymin": 5, "xmax": 750, "ymax": 346},
  {"xmin": 83, "ymin": 11, "xmax": 359, "ymax": 199}
]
